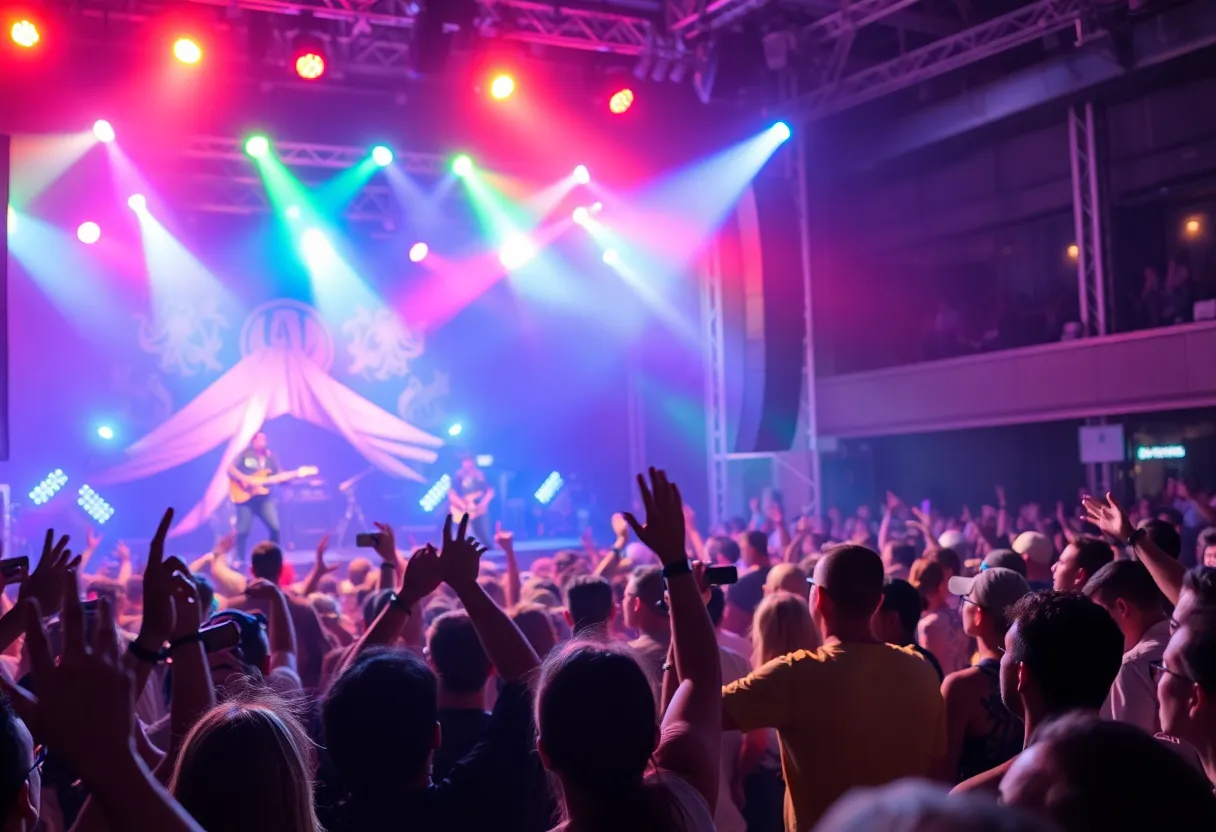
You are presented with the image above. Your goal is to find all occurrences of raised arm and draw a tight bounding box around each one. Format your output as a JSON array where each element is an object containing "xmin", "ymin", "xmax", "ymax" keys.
[
  {"xmin": 1084, "ymin": 493, "xmax": 1186, "ymax": 605},
  {"xmin": 294, "ymin": 533, "xmax": 335, "ymax": 597},
  {"xmin": 78, "ymin": 528, "xmax": 103, "ymax": 575},
  {"xmin": 440, "ymin": 514, "xmax": 539, "ymax": 683},
  {"xmin": 594, "ymin": 514, "xmax": 631, "ymax": 579},
  {"xmin": 624, "ymin": 469, "xmax": 721, "ymax": 808},
  {"xmin": 684, "ymin": 504, "xmax": 708, "ymax": 563},
  {"xmin": 207, "ymin": 534, "xmax": 247, "ymax": 597},
  {"xmin": 495, "ymin": 523, "xmax": 522, "ymax": 609},
  {"xmin": 244, "ymin": 579, "xmax": 298, "ymax": 675}
]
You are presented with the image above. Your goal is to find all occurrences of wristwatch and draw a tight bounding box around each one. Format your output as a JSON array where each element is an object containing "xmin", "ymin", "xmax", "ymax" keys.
[
  {"xmin": 388, "ymin": 591, "xmax": 413, "ymax": 613},
  {"xmin": 1126, "ymin": 527, "xmax": 1148, "ymax": 547},
  {"xmin": 662, "ymin": 559, "xmax": 692, "ymax": 579}
]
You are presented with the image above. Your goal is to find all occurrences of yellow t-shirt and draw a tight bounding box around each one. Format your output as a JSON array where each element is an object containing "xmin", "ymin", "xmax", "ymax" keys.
[{"xmin": 722, "ymin": 641, "xmax": 946, "ymax": 831}]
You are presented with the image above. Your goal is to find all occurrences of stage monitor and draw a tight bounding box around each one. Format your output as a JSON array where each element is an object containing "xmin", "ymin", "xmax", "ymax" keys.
[{"xmin": 0, "ymin": 134, "xmax": 8, "ymax": 460}]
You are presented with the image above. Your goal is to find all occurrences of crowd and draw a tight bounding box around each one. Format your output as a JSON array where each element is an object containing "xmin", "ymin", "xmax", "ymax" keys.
[{"xmin": 0, "ymin": 469, "xmax": 1215, "ymax": 832}]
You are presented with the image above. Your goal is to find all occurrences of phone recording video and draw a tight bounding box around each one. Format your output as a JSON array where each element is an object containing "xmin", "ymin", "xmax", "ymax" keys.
[{"xmin": 355, "ymin": 532, "xmax": 383, "ymax": 549}]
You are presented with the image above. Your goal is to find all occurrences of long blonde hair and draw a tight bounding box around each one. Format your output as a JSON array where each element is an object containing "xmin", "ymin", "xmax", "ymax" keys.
[
  {"xmin": 170, "ymin": 694, "xmax": 321, "ymax": 832},
  {"xmin": 751, "ymin": 591, "xmax": 821, "ymax": 667}
]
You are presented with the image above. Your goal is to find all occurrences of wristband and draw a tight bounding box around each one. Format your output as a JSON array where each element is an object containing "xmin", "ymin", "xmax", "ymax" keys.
[
  {"xmin": 661, "ymin": 559, "xmax": 692, "ymax": 579},
  {"xmin": 128, "ymin": 640, "xmax": 167, "ymax": 664},
  {"xmin": 168, "ymin": 631, "xmax": 204, "ymax": 653},
  {"xmin": 1126, "ymin": 527, "xmax": 1148, "ymax": 547},
  {"xmin": 388, "ymin": 591, "xmax": 414, "ymax": 613}
]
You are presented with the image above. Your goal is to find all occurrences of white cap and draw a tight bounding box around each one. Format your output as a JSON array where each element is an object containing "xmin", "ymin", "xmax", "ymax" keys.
[{"xmin": 1013, "ymin": 531, "xmax": 1054, "ymax": 565}]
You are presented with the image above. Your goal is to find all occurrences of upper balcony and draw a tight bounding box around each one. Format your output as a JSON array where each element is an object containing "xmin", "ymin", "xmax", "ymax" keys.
[{"xmin": 815, "ymin": 321, "xmax": 1216, "ymax": 438}]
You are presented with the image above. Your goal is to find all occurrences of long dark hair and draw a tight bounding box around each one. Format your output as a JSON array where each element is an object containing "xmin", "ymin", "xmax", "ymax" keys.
[{"xmin": 535, "ymin": 642, "xmax": 690, "ymax": 832}]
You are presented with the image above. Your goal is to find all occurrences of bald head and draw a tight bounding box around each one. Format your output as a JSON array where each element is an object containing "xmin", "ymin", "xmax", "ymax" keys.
[{"xmin": 813, "ymin": 545, "xmax": 885, "ymax": 620}]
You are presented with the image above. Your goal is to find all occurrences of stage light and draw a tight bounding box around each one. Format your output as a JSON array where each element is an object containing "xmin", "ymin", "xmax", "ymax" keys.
[
  {"xmin": 77, "ymin": 222, "xmax": 101, "ymax": 245},
  {"xmin": 420, "ymin": 474, "xmax": 453, "ymax": 512},
  {"xmin": 591, "ymin": 201, "xmax": 603, "ymax": 212},
  {"xmin": 772, "ymin": 121, "xmax": 792, "ymax": 142},
  {"xmin": 572, "ymin": 206, "xmax": 589, "ymax": 226},
  {"xmin": 490, "ymin": 74, "xmax": 516, "ymax": 100},
  {"xmin": 245, "ymin": 135, "xmax": 270, "ymax": 158},
  {"xmin": 609, "ymin": 88, "xmax": 634, "ymax": 114},
  {"xmin": 97, "ymin": 424, "xmax": 115, "ymax": 441},
  {"xmin": 1066, "ymin": 243, "xmax": 1079, "ymax": 261},
  {"xmin": 6, "ymin": 205, "xmax": 14, "ymax": 235},
  {"xmin": 30, "ymin": 469, "xmax": 68, "ymax": 506},
  {"xmin": 447, "ymin": 423, "xmax": 463, "ymax": 437},
  {"xmin": 476, "ymin": 454, "xmax": 494, "ymax": 468},
  {"xmin": 409, "ymin": 242, "xmax": 429, "ymax": 263},
  {"xmin": 10, "ymin": 19, "xmax": 39, "ymax": 48},
  {"xmin": 93, "ymin": 120, "xmax": 116, "ymax": 143},
  {"xmin": 295, "ymin": 51, "xmax": 325, "ymax": 80},
  {"xmin": 173, "ymin": 37, "xmax": 202, "ymax": 64},
  {"xmin": 573, "ymin": 165, "xmax": 590, "ymax": 185},
  {"xmin": 452, "ymin": 155, "xmax": 473, "ymax": 177},
  {"xmin": 127, "ymin": 194, "xmax": 147, "ymax": 212},
  {"xmin": 535, "ymin": 471, "xmax": 564, "ymax": 505},
  {"xmin": 78, "ymin": 485, "xmax": 115, "ymax": 524},
  {"xmin": 603, "ymin": 249, "xmax": 620, "ymax": 266},
  {"xmin": 499, "ymin": 234, "xmax": 536, "ymax": 271},
  {"xmin": 301, "ymin": 228, "xmax": 332, "ymax": 262},
  {"xmin": 285, "ymin": 205, "xmax": 301, "ymax": 220},
  {"xmin": 372, "ymin": 145, "xmax": 393, "ymax": 167},
  {"xmin": 1184, "ymin": 216, "xmax": 1203, "ymax": 238}
]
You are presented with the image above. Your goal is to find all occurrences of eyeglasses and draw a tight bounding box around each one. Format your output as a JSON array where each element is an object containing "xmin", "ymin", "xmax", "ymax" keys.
[
  {"xmin": 960, "ymin": 596, "xmax": 984, "ymax": 610},
  {"xmin": 1149, "ymin": 660, "xmax": 1192, "ymax": 686}
]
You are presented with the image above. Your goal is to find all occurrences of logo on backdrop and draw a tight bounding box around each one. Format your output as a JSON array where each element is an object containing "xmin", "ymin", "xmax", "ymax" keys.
[
  {"xmin": 397, "ymin": 370, "xmax": 449, "ymax": 429},
  {"xmin": 343, "ymin": 305, "xmax": 425, "ymax": 381},
  {"xmin": 137, "ymin": 299, "xmax": 229, "ymax": 376},
  {"xmin": 240, "ymin": 300, "xmax": 335, "ymax": 370}
]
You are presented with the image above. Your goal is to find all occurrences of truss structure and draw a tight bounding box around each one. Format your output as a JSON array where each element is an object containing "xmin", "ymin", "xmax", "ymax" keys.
[
  {"xmin": 180, "ymin": 136, "xmax": 444, "ymax": 223},
  {"xmin": 797, "ymin": 0, "xmax": 1086, "ymax": 120}
]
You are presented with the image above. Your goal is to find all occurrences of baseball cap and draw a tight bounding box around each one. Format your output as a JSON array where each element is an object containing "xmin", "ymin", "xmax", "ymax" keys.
[
  {"xmin": 948, "ymin": 567, "xmax": 1031, "ymax": 613},
  {"xmin": 983, "ymin": 549, "xmax": 1027, "ymax": 578},
  {"xmin": 1013, "ymin": 531, "xmax": 1054, "ymax": 565},
  {"xmin": 938, "ymin": 530, "xmax": 966, "ymax": 551}
]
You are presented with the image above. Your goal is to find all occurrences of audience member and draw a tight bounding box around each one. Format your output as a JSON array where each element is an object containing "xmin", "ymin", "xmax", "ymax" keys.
[
  {"xmin": 563, "ymin": 574, "xmax": 615, "ymax": 636},
  {"xmin": 1051, "ymin": 536, "xmax": 1114, "ymax": 592},
  {"xmin": 873, "ymin": 579, "xmax": 943, "ymax": 681},
  {"xmin": 1012, "ymin": 532, "xmax": 1054, "ymax": 589},
  {"xmin": 508, "ymin": 603, "xmax": 559, "ymax": 659},
  {"xmin": 953, "ymin": 591, "xmax": 1123, "ymax": 794},
  {"xmin": 723, "ymin": 531, "xmax": 772, "ymax": 640},
  {"xmin": 1000, "ymin": 713, "xmax": 1216, "ymax": 830},
  {"xmin": 908, "ymin": 559, "xmax": 969, "ymax": 675},
  {"xmin": 814, "ymin": 779, "xmax": 1056, "ymax": 832},
  {"xmin": 0, "ymin": 695, "xmax": 39, "ymax": 830},
  {"xmin": 765, "ymin": 563, "xmax": 809, "ymax": 598},
  {"xmin": 708, "ymin": 585, "xmax": 753, "ymax": 666},
  {"xmin": 426, "ymin": 610, "xmax": 492, "ymax": 780},
  {"xmin": 881, "ymin": 542, "xmax": 917, "ymax": 582},
  {"xmin": 983, "ymin": 549, "xmax": 1027, "ymax": 577},
  {"xmin": 1140, "ymin": 517, "xmax": 1183, "ymax": 560},
  {"xmin": 723, "ymin": 545, "xmax": 946, "ymax": 830},
  {"xmin": 1081, "ymin": 560, "xmax": 1170, "ymax": 734},
  {"xmin": 622, "ymin": 566, "xmax": 671, "ymax": 681},
  {"xmin": 938, "ymin": 567, "xmax": 1030, "ymax": 783},
  {"xmin": 1156, "ymin": 609, "xmax": 1216, "ymax": 786}
]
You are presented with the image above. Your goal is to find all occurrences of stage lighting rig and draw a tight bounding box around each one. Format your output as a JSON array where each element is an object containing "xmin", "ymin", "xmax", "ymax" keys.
[
  {"xmin": 10, "ymin": 18, "xmax": 39, "ymax": 48},
  {"xmin": 608, "ymin": 88, "xmax": 634, "ymax": 114},
  {"xmin": 174, "ymin": 36, "xmax": 202, "ymax": 64},
  {"xmin": 292, "ymin": 24, "xmax": 328, "ymax": 81}
]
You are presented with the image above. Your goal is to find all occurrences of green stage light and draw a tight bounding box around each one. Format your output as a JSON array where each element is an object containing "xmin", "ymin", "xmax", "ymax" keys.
[{"xmin": 245, "ymin": 135, "xmax": 270, "ymax": 158}]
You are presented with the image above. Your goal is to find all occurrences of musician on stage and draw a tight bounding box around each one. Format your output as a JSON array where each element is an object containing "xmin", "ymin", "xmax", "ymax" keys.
[
  {"xmin": 449, "ymin": 454, "xmax": 494, "ymax": 544},
  {"xmin": 228, "ymin": 431, "xmax": 282, "ymax": 565}
]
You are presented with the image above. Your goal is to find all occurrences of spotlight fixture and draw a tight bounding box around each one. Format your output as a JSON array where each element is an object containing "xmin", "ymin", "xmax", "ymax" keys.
[
  {"xmin": 447, "ymin": 423, "xmax": 464, "ymax": 437},
  {"xmin": 77, "ymin": 222, "xmax": 101, "ymax": 244},
  {"xmin": 78, "ymin": 485, "xmax": 115, "ymax": 524},
  {"xmin": 245, "ymin": 135, "xmax": 270, "ymax": 158},
  {"xmin": 609, "ymin": 88, "xmax": 634, "ymax": 114},
  {"xmin": 572, "ymin": 206, "xmax": 589, "ymax": 226},
  {"xmin": 372, "ymin": 145, "xmax": 393, "ymax": 167},
  {"xmin": 420, "ymin": 475, "xmax": 453, "ymax": 512},
  {"xmin": 772, "ymin": 121, "xmax": 792, "ymax": 142},
  {"xmin": 409, "ymin": 242, "xmax": 429, "ymax": 263},
  {"xmin": 30, "ymin": 469, "xmax": 68, "ymax": 505},
  {"xmin": 452, "ymin": 155, "xmax": 473, "ymax": 177},
  {"xmin": 127, "ymin": 194, "xmax": 147, "ymax": 212},
  {"xmin": 173, "ymin": 37, "xmax": 202, "ymax": 64},
  {"xmin": 293, "ymin": 30, "xmax": 327, "ymax": 80},
  {"xmin": 10, "ymin": 19, "xmax": 39, "ymax": 48},
  {"xmin": 1066, "ymin": 243, "xmax": 1079, "ymax": 261},
  {"xmin": 573, "ymin": 165, "xmax": 590, "ymax": 185},
  {"xmin": 499, "ymin": 234, "xmax": 536, "ymax": 271},
  {"xmin": 93, "ymin": 120, "xmax": 116, "ymax": 143},
  {"xmin": 97, "ymin": 425, "xmax": 115, "ymax": 441},
  {"xmin": 489, "ymin": 74, "xmax": 516, "ymax": 100},
  {"xmin": 535, "ymin": 471, "xmax": 565, "ymax": 505}
]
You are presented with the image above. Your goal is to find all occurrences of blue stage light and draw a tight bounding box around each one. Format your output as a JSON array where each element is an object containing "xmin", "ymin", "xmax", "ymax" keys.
[
  {"xmin": 30, "ymin": 469, "xmax": 68, "ymax": 505},
  {"xmin": 535, "ymin": 471, "xmax": 564, "ymax": 505},
  {"xmin": 78, "ymin": 485, "xmax": 115, "ymax": 524},
  {"xmin": 372, "ymin": 145, "xmax": 393, "ymax": 167},
  {"xmin": 447, "ymin": 423, "xmax": 463, "ymax": 437},
  {"xmin": 97, "ymin": 424, "xmax": 115, "ymax": 440},
  {"xmin": 772, "ymin": 121, "xmax": 791, "ymax": 142},
  {"xmin": 475, "ymin": 454, "xmax": 494, "ymax": 468},
  {"xmin": 420, "ymin": 474, "xmax": 453, "ymax": 512}
]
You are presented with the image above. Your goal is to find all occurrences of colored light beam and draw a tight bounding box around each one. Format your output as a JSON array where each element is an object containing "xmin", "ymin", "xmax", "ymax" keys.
[
  {"xmin": 383, "ymin": 166, "xmax": 445, "ymax": 234},
  {"xmin": 615, "ymin": 123, "xmax": 793, "ymax": 271},
  {"xmin": 315, "ymin": 154, "xmax": 381, "ymax": 214},
  {"xmin": 131, "ymin": 204, "xmax": 235, "ymax": 327},
  {"xmin": 250, "ymin": 151, "xmax": 382, "ymax": 323},
  {"xmin": 9, "ymin": 132, "xmax": 98, "ymax": 207}
]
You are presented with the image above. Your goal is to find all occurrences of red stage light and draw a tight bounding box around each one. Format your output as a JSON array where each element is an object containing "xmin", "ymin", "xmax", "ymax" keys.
[
  {"xmin": 296, "ymin": 52, "xmax": 326, "ymax": 80},
  {"xmin": 173, "ymin": 37, "xmax": 202, "ymax": 64},
  {"xmin": 490, "ymin": 74, "xmax": 516, "ymax": 100},
  {"xmin": 10, "ymin": 19, "xmax": 40, "ymax": 48},
  {"xmin": 609, "ymin": 88, "xmax": 635, "ymax": 114}
]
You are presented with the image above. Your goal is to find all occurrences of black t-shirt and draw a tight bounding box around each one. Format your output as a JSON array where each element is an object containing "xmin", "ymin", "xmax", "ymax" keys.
[
  {"xmin": 236, "ymin": 449, "xmax": 280, "ymax": 476},
  {"xmin": 432, "ymin": 707, "xmax": 493, "ymax": 782},
  {"xmin": 318, "ymin": 681, "xmax": 553, "ymax": 832},
  {"xmin": 454, "ymin": 467, "xmax": 487, "ymax": 497}
]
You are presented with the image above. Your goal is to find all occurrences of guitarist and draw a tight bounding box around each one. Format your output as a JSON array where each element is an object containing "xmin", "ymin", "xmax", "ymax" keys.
[
  {"xmin": 228, "ymin": 431, "xmax": 282, "ymax": 566},
  {"xmin": 448, "ymin": 454, "xmax": 494, "ymax": 545}
]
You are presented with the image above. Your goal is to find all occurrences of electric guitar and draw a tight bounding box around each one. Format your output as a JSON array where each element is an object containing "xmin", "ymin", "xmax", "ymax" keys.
[
  {"xmin": 229, "ymin": 466, "xmax": 319, "ymax": 505},
  {"xmin": 450, "ymin": 490, "xmax": 492, "ymax": 520}
]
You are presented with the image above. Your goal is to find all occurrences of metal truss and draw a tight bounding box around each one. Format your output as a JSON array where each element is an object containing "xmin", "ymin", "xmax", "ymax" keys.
[
  {"xmin": 700, "ymin": 237, "xmax": 730, "ymax": 529},
  {"xmin": 798, "ymin": 0, "xmax": 1085, "ymax": 120},
  {"xmin": 480, "ymin": 0, "xmax": 654, "ymax": 56},
  {"xmin": 803, "ymin": 0, "xmax": 930, "ymax": 41},
  {"xmin": 1067, "ymin": 101, "xmax": 1111, "ymax": 338},
  {"xmin": 181, "ymin": 136, "xmax": 445, "ymax": 223}
]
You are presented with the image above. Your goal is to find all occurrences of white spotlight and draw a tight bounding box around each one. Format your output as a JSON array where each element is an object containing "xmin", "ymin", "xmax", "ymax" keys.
[
  {"xmin": 127, "ymin": 194, "xmax": 147, "ymax": 212},
  {"xmin": 499, "ymin": 234, "xmax": 537, "ymax": 271},
  {"xmin": 573, "ymin": 165, "xmax": 590, "ymax": 185},
  {"xmin": 603, "ymin": 248, "xmax": 620, "ymax": 266},
  {"xmin": 572, "ymin": 206, "xmax": 590, "ymax": 226},
  {"xmin": 92, "ymin": 120, "xmax": 116, "ymax": 143}
]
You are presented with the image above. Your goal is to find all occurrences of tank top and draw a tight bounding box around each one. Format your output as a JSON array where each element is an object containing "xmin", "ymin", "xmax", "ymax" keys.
[{"xmin": 956, "ymin": 657, "xmax": 1024, "ymax": 782}]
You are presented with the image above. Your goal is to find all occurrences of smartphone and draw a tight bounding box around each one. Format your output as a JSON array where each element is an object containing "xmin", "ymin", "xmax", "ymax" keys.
[
  {"xmin": 0, "ymin": 557, "xmax": 29, "ymax": 584},
  {"xmin": 705, "ymin": 565, "xmax": 738, "ymax": 586},
  {"xmin": 355, "ymin": 532, "xmax": 383, "ymax": 549},
  {"xmin": 198, "ymin": 620, "xmax": 241, "ymax": 654}
]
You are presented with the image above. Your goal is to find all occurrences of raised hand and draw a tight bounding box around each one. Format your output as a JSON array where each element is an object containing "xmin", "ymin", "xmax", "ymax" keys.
[
  {"xmin": 19, "ymin": 529, "xmax": 76, "ymax": 617},
  {"xmin": 622, "ymin": 468, "xmax": 686, "ymax": 566},
  {"xmin": 494, "ymin": 521, "xmax": 515, "ymax": 553},
  {"xmin": 212, "ymin": 531, "xmax": 235, "ymax": 560},
  {"xmin": 439, "ymin": 514, "xmax": 488, "ymax": 592},
  {"xmin": 372, "ymin": 522, "xmax": 397, "ymax": 564},
  {"xmin": 168, "ymin": 571, "xmax": 203, "ymax": 643},
  {"xmin": 313, "ymin": 533, "xmax": 336, "ymax": 576},
  {"xmin": 885, "ymin": 491, "xmax": 902, "ymax": 513},
  {"xmin": 611, "ymin": 512, "xmax": 631, "ymax": 548},
  {"xmin": 995, "ymin": 485, "xmax": 1008, "ymax": 508},
  {"xmin": 115, "ymin": 540, "xmax": 131, "ymax": 563},
  {"xmin": 140, "ymin": 510, "xmax": 183, "ymax": 645},
  {"xmin": 400, "ymin": 544, "xmax": 442, "ymax": 604},
  {"xmin": 1082, "ymin": 493, "xmax": 1133, "ymax": 541}
]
